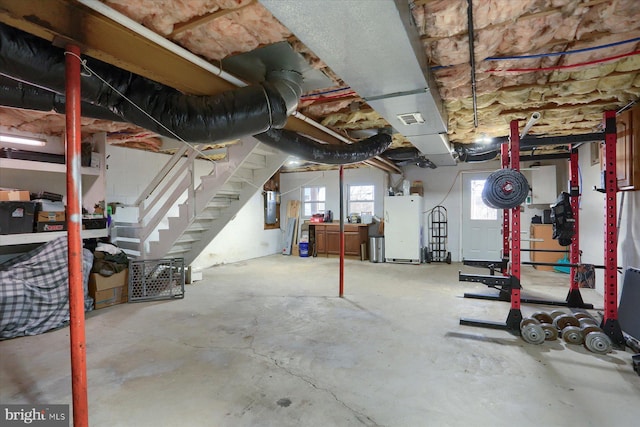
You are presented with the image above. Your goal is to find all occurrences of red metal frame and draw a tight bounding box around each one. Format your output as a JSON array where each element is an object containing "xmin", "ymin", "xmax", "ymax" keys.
[
  {"xmin": 602, "ymin": 111, "xmax": 624, "ymax": 346},
  {"xmin": 65, "ymin": 44, "xmax": 89, "ymax": 427},
  {"xmin": 501, "ymin": 143, "xmax": 509, "ymax": 274},
  {"xmin": 569, "ymin": 149, "xmax": 580, "ymax": 288},
  {"xmin": 564, "ymin": 147, "xmax": 589, "ymax": 307},
  {"xmin": 509, "ymin": 120, "xmax": 521, "ymax": 312}
]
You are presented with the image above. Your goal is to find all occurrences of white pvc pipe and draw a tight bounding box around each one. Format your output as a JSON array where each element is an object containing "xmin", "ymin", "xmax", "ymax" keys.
[
  {"xmin": 520, "ymin": 111, "xmax": 541, "ymax": 139},
  {"xmin": 76, "ymin": 0, "xmax": 247, "ymax": 87},
  {"xmin": 293, "ymin": 111, "xmax": 353, "ymax": 145}
]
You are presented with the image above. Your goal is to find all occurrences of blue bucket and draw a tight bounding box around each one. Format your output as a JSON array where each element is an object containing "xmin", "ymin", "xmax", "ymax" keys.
[{"xmin": 299, "ymin": 242, "xmax": 309, "ymax": 257}]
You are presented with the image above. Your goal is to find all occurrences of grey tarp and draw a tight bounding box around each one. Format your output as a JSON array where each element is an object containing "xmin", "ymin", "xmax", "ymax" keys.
[{"xmin": 0, "ymin": 236, "xmax": 93, "ymax": 339}]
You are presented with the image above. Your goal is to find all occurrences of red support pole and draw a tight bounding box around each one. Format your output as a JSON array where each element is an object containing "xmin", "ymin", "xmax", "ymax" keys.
[
  {"xmin": 65, "ymin": 44, "xmax": 89, "ymax": 427},
  {"xmin": 509, "ymin": 120, "xmax": 521, "ymax": 312},
  {"xmin": 565, "ymin": 147, "xmax": 589, "ymax": 308},
  {"xmin": 601, "ymin": 111, "xmax": 624, "ymax": 346},
  {"xmin": 569, "ymin": 149, "xmax": 580, "ymax": 288},
  {"xmin": 501, "ymin": 143, "xmax": 509, "ymax": 274},
  {"xmin": 339, "ymin": 165, "xmax": 344, "ymax": 297}
]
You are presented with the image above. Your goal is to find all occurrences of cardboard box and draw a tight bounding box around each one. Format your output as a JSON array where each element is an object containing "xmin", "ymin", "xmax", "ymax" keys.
[
  {"xmin": 36, "ymin": 221, "xmax": 66, "ymax": 232},
  {"xmin": 37, "ymin": 211, "xmax": 65, "ymax": 222},
  {"xmin": 0, "ymin": 190, "xmax": 30, "ymax": 201},
  {"xmin": 93, "ymin": 287, "xmax": 128, "ymax": 309},
  {"xmin": 89, "ymin": 269, "xmax": 129, "ymax": 309},
  {"xmin": 410, "ymin": 186, "xmax": 424, "ymax": 196}
]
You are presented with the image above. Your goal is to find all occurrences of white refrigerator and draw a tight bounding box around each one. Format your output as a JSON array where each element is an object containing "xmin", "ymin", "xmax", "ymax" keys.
[{"xmin": 384, "ymin": 195, "xmax": 423, "ymax": 264}]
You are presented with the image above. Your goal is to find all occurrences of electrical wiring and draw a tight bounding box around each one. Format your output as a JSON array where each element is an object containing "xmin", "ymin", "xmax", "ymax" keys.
[
  {"xmin": 301, "ymin": 90, "xmax": 357, "ymax": 102},
  {"xmin": 300, "ymin": 86, "xmax": 352, "ymax": 99},
  {"xmin": 430, "ymin": 36, "xmax": 640, "ymax": 70},
  {"xmin": 485, "ymin": 49, "xmax": 640, "ymax": 73},
  {"xmin": 423, "ymin": 170, "xmax": 464, "ymax": 213},
  {"xmin": 486, "ymin": 36, "xmax": 640, "ymax": 60}
]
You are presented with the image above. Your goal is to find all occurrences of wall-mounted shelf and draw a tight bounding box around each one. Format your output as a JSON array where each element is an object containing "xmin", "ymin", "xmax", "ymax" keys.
[
  {"xmin": 0, "ymin": 157, "xmax": 101, "ymax": 176},
  {"xmin": 0, "ymin": 228, "xmax": 108, "ymax": 246}
]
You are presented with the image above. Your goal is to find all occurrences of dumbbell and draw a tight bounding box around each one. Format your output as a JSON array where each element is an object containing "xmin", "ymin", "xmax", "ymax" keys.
[{"xmin": 520, "ymin": 318, "xmax": 545, "ymax": 345}]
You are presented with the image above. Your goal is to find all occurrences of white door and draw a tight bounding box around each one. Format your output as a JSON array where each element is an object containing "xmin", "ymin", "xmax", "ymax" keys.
[{"xmin": 461, "ymin": 172, "xmax": 502, "ymax": 260}]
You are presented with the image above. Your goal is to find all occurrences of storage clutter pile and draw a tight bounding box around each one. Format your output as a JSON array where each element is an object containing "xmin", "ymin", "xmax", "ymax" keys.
[
  {"xmin": 0, "ymin": 188, "xmax": 106, "ymax": 234},
  {"xmin": 89, "ymin": 243, "xmax": 129, "ymax": 310},
  {"xmin": 0, "ymin": 236, "xmax": 94, "ymax": 339}
]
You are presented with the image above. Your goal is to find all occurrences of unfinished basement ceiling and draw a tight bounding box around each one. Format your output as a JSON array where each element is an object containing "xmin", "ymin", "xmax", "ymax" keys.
[{"xmin": 0, "ymin": 0, "xmax": 638, "ymax": 169}]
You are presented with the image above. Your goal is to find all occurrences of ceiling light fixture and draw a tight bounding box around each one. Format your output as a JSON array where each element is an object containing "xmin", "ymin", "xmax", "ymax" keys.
[
  {"xmin": 0, "ymin": 134, "xmax": 46, "ymax": 147},
  {"xmin": 474, "ymin": 134, "xmax": 493, "ymax": 145}
]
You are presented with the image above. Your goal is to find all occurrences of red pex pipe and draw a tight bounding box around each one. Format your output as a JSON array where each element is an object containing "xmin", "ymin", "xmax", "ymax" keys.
[{"xmin": 65, "ymin": 44, "xmax": 89, "ymax": 427}]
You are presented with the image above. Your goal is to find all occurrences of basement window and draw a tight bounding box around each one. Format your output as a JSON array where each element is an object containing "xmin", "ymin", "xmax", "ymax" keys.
[
  {"xmin": 470, "ymin": 179, "xmax": 497, "ymax": 220},
  {"xmin": 348, "ymin": 185, "xmax": 374, "ymax": 215},
  {"xmin": 302, "ymin": 186, "xmax": 326, "ymax": 218}
]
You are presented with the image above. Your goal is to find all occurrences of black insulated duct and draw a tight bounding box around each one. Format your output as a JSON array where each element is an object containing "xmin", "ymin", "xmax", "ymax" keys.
[
  {"xmin": 0, "ymin": 76, "xmax": 124, "ymax": 122},
  {"xmin": 255, "ymin": 129, "xmax": 392, "ymax": 165},
  {"xmin": 0, "ymin": 23, "xmax": 289, "ymax": 142},
  {"xmin": 0, "ymin": 23, "xmax": 388, "ymax": 165},
  {"xmin": 383, "ymin": 147, "xmax": 437, "ymax": 169}
]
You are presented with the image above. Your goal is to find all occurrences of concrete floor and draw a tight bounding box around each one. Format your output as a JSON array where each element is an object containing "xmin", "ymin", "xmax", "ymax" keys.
[{"xmin": 1, "ymin": 255, "xmax": 639, "ymax": 426}]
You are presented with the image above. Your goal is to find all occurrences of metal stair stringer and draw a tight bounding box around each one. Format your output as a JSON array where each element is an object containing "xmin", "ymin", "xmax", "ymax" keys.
[{"xmin": 148, "ymin": 136, "xmax": 288, "ymax": 265}]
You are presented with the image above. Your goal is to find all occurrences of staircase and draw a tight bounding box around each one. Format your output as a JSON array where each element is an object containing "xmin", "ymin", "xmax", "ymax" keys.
[{"xmin": 112, "ymin": 136, "xmax": 288, "ymax": 266}]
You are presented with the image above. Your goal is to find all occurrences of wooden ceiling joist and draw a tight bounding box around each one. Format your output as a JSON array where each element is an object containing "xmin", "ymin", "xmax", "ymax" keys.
[
  {"xmin": 168, "ymin": 0, "xmax": 256, "ymax": 38},
  {"xmin": 0, "ymin": 0, "xmax": 385, "ymax": 163}
]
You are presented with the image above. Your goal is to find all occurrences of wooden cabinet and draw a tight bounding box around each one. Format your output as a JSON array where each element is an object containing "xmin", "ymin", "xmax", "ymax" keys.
[
  {"xmin": 613, "ymin": 105, "xmax": 640, "ymax": 191},
  {"xmin": 530, "ymin": 224, "xmax": 568, "ymax": 271},
  {"xmin": 315, "ymin": 226, "xmax": 326, "ymax": 254},
  {"xmin": 310, "ymin": 222, "xmax": 368, "ymax": 259}
]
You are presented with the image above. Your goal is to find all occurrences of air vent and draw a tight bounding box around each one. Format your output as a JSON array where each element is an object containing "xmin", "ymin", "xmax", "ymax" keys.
[{"xmin": 397, "ymin": 112, "xmax": 425, "ymax": 126}]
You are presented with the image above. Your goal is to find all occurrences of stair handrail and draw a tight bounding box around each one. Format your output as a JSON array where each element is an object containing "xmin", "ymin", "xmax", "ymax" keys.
[
  {"xmin": 133, "ymin": 145, "xmax": 217, "ymax": 243},
  {"xmin": 134, "ymin": 144, "xmax": 189, "ymax": 207}
]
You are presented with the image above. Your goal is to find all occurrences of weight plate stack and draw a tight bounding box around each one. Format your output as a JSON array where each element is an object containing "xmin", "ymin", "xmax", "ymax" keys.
[
  {"xmin": 482, "ymin": 169, "xmax": 530, "ymax": 209},
  {"xmin": 521, "ymin": 323, "xmax": 546, "ymax": 345},
  {"xmin": 520, "ymin": 317, "xmax": 540, "ymax": 329},
  {"xmin": 553, "ymin": 314, "xmax": 580, "ymax": 330},
  {"xmin": 580, "ymin": 325, "xmax": 602, "ymax": 336},
  {"xmin": 540, "ymin": 323, "xmax": 558, "ymax": 341},
  {"xmin": 549, "ymin": 310, "xmax": 566, "ymax": 320},
  {"xmin": 562, "ymin": 326, "xmax": 584, "ymax": 345},
  {"xmin": 579, "ymin": 317, "xmax": 598, "ymax": 327},
  {"xmin": 584, "ymin": 331, "xmax": 613, "ymax": 354},
  {"xmin": 531, "ymin": 311, "xmax": 553, "ymax": 324}
]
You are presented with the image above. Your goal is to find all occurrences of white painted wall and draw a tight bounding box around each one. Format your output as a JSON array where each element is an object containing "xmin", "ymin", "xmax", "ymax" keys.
[
  {"xmin": 105, "ymin": 145, "xmax": 281, "ymax": 269},
  {"xmin": 577, "ymin": 143, "xmax": 640, "ymax": 296},
  {"xmin": 279, "ymin": 167, "xmax": 388, "ymax": 222},
  {"xmin": 403, "ymin": 160, "xmax": 502, "ymax": 262}
]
